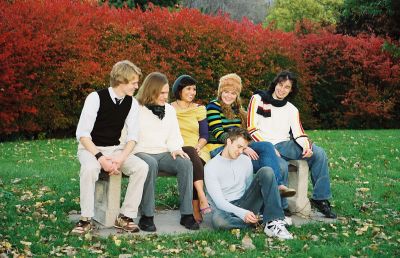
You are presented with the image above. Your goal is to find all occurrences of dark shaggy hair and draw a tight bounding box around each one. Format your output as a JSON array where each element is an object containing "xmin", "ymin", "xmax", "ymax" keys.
[{"xmin": 268, "ymin": 70, "xmax": 298, "ymax": 98}]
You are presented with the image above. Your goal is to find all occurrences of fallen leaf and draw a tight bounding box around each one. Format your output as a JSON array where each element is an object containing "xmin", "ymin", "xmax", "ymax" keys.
[{"xmin": 241, "ymin": 234, "xmax": 255, "ymax": 250}]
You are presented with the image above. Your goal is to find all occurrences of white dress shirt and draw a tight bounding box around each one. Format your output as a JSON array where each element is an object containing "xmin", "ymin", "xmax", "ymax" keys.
[{"xmin": 76, "ymin": 87, "xmax": 139, "ymax": 144}]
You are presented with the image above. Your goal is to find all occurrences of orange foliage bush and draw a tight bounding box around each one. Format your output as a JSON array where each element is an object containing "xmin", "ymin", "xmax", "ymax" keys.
[{"xmin": 1, "ymin": 0, "xmax": 399, "ymax": 136}]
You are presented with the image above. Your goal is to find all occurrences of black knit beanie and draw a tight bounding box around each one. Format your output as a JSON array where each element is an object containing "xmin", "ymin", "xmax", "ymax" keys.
[{"xmin": 172, "ymin": 75, "xmax": 197, "ymax": 100}]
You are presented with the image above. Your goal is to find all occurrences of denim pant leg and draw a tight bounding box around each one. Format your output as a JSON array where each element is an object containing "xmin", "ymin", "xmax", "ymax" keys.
[
  {"xmin": 275, "ymin": 140, "xmax": 332, "ymax": 200},
  {"xmin": 211, "ymin": 203, "xmax": 248, "ymax": 230},
  {"xmin": 307, "ymin": 145, "xmax": 332, "ymax": 200},
  {"xmin": 278, "ymin": 157, "xmax": 289, "ymax": 209},
  {"xmin": 250, "ymin": 141, "xmax": 283, "ymax": 185},
  {"xmin": 158, "ymin": 153, "xmax": 194, "ymax": 215},
  {"xmin": 135, "ymin": 152, "xmax": 159, "ymax": 217},
  {"xmin": 237, "ymin": 167, "xmax": 284, "ymax": 223}
]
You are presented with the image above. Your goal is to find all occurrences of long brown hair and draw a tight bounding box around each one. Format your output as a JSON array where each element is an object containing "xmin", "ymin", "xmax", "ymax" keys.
[{"xmin": 136, "ymin": 72, "xmax": 168, "ymax": 105}]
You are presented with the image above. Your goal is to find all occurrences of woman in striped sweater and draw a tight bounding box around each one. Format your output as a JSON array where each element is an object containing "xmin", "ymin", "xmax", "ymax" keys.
[{"xmin": 205, "ymin": 73, "xmax": 296, "ymax": 198}]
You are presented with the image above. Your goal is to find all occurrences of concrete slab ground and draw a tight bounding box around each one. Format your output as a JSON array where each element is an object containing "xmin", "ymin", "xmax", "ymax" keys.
[{"xmin": 69, "ymin": 209, "xmax": 337, "ymax": 237}]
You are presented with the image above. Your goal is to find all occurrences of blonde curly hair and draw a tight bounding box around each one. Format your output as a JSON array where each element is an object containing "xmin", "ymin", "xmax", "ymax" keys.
[{"xmin": 218, "ymin": 73, "xmax": 247, "ymax": 128}]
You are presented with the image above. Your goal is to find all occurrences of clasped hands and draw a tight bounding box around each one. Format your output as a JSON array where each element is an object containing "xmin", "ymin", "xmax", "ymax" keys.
[{"xmin": 98, "ymin": 155, "xmax": 125, "ymax": 175}]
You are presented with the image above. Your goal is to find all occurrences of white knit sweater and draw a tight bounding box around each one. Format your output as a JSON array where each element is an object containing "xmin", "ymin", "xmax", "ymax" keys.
[
  {"xmin": 247, "ymin": 94, "xmax": 311, "ymax": 150},
  {"xmin": 133, "ymin": 103, "xmax": 184, "ymax": 154}
]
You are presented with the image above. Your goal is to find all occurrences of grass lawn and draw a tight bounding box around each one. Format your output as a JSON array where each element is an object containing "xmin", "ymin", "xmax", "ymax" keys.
[{"xmin": 0, "ymin": 130, "xmax": 399, "ymax": 257}]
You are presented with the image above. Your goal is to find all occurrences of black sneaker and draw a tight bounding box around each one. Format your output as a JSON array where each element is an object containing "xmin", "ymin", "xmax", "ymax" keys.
[
  {"xmin": 310, "ymin": 199, "xmax": 337, "ymax": 219},
  {"xmin": 138, "ymin": 215, "xmax": 157, "ymax": 232},
  {"xmin": 180, "ymin": 215, "xmax": 200, "ymax": 230}
]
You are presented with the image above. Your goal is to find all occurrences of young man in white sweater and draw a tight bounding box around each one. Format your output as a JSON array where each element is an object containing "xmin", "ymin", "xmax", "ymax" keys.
[
  {"xmin": 247, "ymin": 71, "xmax": 336, "ymax": 218},
  {"xmin": 204, "ymin": 128, "xmax": 293, "ymax": 240}
]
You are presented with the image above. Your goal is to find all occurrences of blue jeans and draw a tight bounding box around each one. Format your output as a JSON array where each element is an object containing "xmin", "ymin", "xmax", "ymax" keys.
[
  {"xmin": 210, "ymin": 141, "xmax": 284, "ymax": 185},
  {"xmin": 210, "ymin": 167, "xmax": 284, "ymax": 229},
  {"xmin": 275, "ymin": 140, "xmax": 332, "ymax": 200}
]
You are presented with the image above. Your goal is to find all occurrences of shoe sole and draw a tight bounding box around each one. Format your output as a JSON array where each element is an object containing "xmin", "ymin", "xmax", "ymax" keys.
[
  {"xmin": 180, "ymin": 222, "xmax": 200, "ymax": 230},
  {"xmin": 138, "ymin": 224, "xmax": 157, "ymax": 232},
  {"xmin": 114, "ymin": 225, "xmax": 140, "ymax": 233},
  {"xmin": 264, "ymin": 229, "xmax": 293, "ymax": 240},
  {"xmin": 280, "ymin": 189, "xmax": 296, "ymax": 198}
]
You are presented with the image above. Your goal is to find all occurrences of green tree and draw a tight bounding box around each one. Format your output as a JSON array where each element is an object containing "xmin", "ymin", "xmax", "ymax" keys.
[
  {"xmin": 265, "ymin": 0, "xmax": 344, "ymax": 31},
  {"xmin": 337, "ymin": 0, "xmax": 400, "ymax": 40}
]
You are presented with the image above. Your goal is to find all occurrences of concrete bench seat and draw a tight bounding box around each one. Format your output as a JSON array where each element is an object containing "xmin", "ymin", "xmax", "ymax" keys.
[{"xmin": 94, "ymin": 160, "xmax": 311, "ymax": 227}]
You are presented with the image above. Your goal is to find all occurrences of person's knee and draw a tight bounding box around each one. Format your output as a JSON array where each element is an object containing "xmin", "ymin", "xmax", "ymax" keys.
[
  {"xmin": 212, "ymin": 213, "xmax": 231, "ymax": 230},
  {"xmin": 176, "ymin": 157, "xmax": 193, "ymax": 171},
  {"xmin": 183, "ymin": 146, "xmax": 197, "ymax": 158},
  {"xmin": 135, "ymin": 160, "xmax": 149, "ymax": 178},
  {"xmin": 258, "ymin": 167, "xmax": 275, "ymax": 181},
  {"xmin": 80, "ymin": 164, "xmax": 100, "ymax": 180},
  {"xmin": 312, "ymin": 145, "xmax": 328, "ymax": 161}
]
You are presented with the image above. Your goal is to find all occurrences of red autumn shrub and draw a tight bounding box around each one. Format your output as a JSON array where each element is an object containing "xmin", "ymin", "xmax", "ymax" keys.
[
  {"xmin": 298, "ymin": 31, "xmax": 400, "ymax": 128},
  {"xmin": 0, "ymin": 0, "xmax": 398, "ymax": 137}
]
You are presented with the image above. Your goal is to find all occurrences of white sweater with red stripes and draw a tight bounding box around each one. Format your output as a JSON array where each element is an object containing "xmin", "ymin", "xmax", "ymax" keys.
[{"xmin": 247, "ymin": 94, "xmax": 311, "ymax": 150}]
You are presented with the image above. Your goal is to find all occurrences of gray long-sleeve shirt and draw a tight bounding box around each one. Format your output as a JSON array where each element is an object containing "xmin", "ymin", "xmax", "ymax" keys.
[{"xmin": 204, "ymin": 153, "xmax": 253, "ymax": 220}]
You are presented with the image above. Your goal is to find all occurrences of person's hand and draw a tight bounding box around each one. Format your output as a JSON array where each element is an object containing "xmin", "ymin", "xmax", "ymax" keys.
[
  {"xmin": 98, "ymin": 156, "xmax": 118, "ymax": 173},
  {"xmin": 243, "ymin": 211, "xmax": 258, "ymax": 224},
  {"xmin": 275, "ymin": 148, "xmax": 281, "ymax": 157},
  {"xmin": 302, "ymin": 148, "xmax": 313, "ymax": 158},
  {"xmin": 112, "ymin": 154, "xmax": 126, "ymax": 171},
  {"xmin": 171, "ymin": 150, "xmax": 190, "ymax": 160},
  {"xmin": 243, "ymin": 147, "xmax": 259, "ymax": 160},
  {"xmin": 194, "ymin": 145, "xmax": 202, "ymax": 154}
]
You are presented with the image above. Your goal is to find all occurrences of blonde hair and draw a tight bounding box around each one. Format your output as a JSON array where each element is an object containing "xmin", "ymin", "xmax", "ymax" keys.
[
  {"xmin": 136, "ymin": 72, "xmax": 169, "ymax": 105},
  {"xmin": 218, "ymin": 73, "xmax": 247, "ymax": 128},
  {"xmin": 110, "ymin": 60, "xmax": 142, "ymax": 88}
]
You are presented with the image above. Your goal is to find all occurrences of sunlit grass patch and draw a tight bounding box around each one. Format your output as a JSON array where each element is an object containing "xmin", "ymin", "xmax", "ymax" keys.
[{"xmin": 0, "ymin": 130, "xmax": 399, "ymax": 257}]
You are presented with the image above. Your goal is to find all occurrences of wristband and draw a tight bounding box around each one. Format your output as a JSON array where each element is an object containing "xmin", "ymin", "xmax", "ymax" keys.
[{"xmin": 95, "ymin": 152, "xmax": 103, "ymax": 160}]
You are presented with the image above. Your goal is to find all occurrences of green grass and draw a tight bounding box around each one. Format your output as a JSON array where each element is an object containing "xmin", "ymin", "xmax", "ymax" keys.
[{"xmin": 0, "ymin": 130, "xmax": 399, "ymax": 257}]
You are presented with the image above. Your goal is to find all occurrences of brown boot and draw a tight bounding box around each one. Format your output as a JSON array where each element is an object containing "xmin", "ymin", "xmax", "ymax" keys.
[{"xmin": 192, "ymin": 200, "xmax": 203, "ymax": 223}]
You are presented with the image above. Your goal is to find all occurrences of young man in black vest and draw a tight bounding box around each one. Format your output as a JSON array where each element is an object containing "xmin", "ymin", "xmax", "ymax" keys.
[{"xmin": 72, "ymin": 60, "xmax": 148, "ymax": 234}]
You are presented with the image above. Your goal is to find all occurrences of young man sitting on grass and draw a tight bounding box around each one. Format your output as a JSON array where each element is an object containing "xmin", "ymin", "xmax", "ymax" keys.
[
  {"xmin": 204, "ymin": 128, "xmax": 293, "ymax": 240},
  {"xmin": 72, "ymin": 60, "xmax": 148, "ymax": 234}
]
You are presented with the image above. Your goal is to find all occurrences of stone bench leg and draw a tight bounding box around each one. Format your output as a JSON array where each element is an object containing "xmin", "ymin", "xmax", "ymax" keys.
[
  {"xmin": 94, "ymin": 171, "xmax": 122, "ymax": 227},
  {"xmin": 93, "ymin": 170, "xmax": 173, "ymax": 227},
  {"xmin": 287, "ymin": 160, "xmax": 311, "ymax": 217}
]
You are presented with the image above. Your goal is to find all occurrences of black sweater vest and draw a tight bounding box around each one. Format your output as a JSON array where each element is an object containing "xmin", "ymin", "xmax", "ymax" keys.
[{"xmin": 91, "ymin": 89, "xmax": 132, "ymax": 146}]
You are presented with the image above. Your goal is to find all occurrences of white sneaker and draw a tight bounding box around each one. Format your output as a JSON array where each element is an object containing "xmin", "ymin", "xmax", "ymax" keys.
[
  {"xmin": 264, "ymin": 220, "xmax": 293, "ymax": 240},
  {"xmin": 284, "ymin": 216, "xmax": 293, "ymax": 226}
]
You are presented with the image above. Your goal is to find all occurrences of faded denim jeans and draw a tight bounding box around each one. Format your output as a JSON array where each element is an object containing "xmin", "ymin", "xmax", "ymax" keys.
[
  {"xmin": 275, "ymin": 140, "xmax": 332, "ymax": 200},
  {"xmin": 210, "ymin": 167, "xmax": 284, "ymax": 230}
]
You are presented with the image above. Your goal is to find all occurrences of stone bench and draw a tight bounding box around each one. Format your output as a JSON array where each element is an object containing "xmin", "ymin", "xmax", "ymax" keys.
[
  {"xmin": 94, "ymin": 170, "xmax": 173, "ymax": 227},
  {"xmin": 287, "ymin": 160, "xmax": 311, "ymax": 217},
  {"xmin": 93, "ymin": 160, "xmax": 311, "ymax": 227}
]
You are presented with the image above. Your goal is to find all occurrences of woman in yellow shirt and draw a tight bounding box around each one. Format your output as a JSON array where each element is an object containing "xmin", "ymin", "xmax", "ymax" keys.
[{"xmin": 171, "ymin": 75, "xmax": 211, "ymax": 223}]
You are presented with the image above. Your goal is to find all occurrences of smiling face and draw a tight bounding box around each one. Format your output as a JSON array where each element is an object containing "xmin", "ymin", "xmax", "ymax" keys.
[
  {"xmin": 155, "ymin": 83, "xmax": 169, "ymax": 105},
  {"xmin": 220, "ymin": 89, "xmax": 237, "ymax": 106},
  {"xmin": 180, "ymin": 85, "xmax": 196, "ymax": 103},
  {"xmin": 272, "ymin": 80, "xmax": 292, "ymax": 100}
]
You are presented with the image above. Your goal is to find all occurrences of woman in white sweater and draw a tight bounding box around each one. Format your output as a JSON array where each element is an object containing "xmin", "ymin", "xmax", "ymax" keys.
[{"xmin": 134, "ymin": 72, "xmax": 199, "ymax": 231}]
